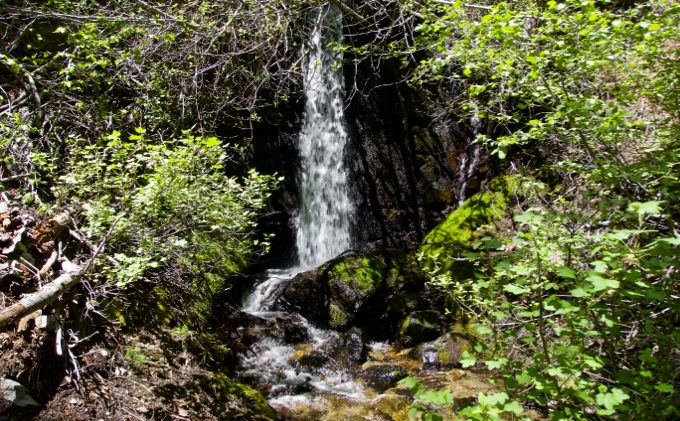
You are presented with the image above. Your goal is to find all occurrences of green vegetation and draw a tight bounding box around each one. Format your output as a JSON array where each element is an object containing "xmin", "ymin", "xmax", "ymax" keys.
[
  {"xmin": 328, "ymin": 254, "xmax": 386, "ymax": 294},
  {"xmin": 54, "ymin": 130, "xmax": 277, "ymax": 326},
  {"xmin": 404, "ymin": 0, "xmax": 679, "ymax": 419},
  {"xmin": 418, "ymin": 175, "xmax": 525, "ymax": 273},
  {"xmin": 1, "ymin": 0, "xmax": 677, "ymax": 419}
]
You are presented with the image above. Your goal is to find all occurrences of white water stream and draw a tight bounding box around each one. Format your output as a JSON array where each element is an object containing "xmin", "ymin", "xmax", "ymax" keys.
[{"xmin": 239, "ymin": 4, "xmax": 367, "ymax": 412}]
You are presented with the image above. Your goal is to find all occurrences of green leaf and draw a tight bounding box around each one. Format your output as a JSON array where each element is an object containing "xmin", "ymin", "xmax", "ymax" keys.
[
  {"xmin": 654, "ymin": 383, "xmax": 674, "ymax": 393},
  {"xmin": 627, "ymin": 200, "xmax": 664, "ymax": 217},
  {"xmin": 478, "ymin": 391, "xmax": 509, "ymax": 406},
  {"xmin": 503, "ymin": 401, "xmax": 524, "ymax": 415},
  {"xmin": 595, "ymin": 387, "xmax": 630, "ymax": 410},
  {"xmin": 570, "ymin": 287, "xmax": 590, "ymax": 297},
  {"xmin": 556, "ymin": 266, "xmax": 576, "ymax": 279},
  {"xmin": 503, "ymin": 283, "xmax": 528, "ymax": 295},
  {"xmin": 460, "ymin": 350, "xmax": 477, "ymax": 368},
  {"xmin": 588, "ymin": 274, "xmax": 620, "ymax": 291},
  {"xmin": 485, "ymin": 358, "xmax": 508, "ymax": 370},
  {"xmin": 398, "ymin": 376, "xmax": 419, "ymax": 389}
]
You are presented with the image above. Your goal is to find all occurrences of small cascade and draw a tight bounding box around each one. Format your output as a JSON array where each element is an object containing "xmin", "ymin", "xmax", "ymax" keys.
[
  {"xmin": 295, "ymin": 2, "xmax": 352, "ymax": 270},
  {"xmin": 238, "ymin": 4, "xmax": 368, "ymax": 411}
]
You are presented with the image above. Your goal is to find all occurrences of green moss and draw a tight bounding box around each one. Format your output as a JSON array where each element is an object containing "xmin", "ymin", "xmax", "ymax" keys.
[
  {"xmin": 328, "ymin": 254, "xmax": 386, "ymax": 295},
  {"xmin": 418, "ymin": 175, "xmax": 523, "ymax": 274},
  {"xmin": 329, "ymin": 303, "xmax": 349, "ymax": 328},
  {"xmin": 203, "ymin": 373, "xmax": 276, "ymax": 419}
]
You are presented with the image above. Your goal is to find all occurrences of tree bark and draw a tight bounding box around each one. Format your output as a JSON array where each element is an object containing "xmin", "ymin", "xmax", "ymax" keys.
[{"xmin": 0, "ymin": 264, "xmax": 83, "ymax": 329}]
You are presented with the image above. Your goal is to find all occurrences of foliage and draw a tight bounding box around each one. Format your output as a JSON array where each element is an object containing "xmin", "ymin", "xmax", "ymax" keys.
[
  {"xmin": 407, "ymin": 0, "xmax": 679, "ymax": 418},
  {"xmin": 398, "ymin": 376, "xmax": 454, "ymax": 421},
  {"xmin": 54, "ymin": 130, "xmax": 277, "ymax": 325}
]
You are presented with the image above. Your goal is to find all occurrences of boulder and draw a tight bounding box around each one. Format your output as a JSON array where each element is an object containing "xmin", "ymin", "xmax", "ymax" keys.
[
  {"xmin": 296, "ymin": 327, "xmax": 367, "ymax": 372},
  {"xmin": 325, "ymin": 253, "xmax": 386, "ymax": 329},
  {"xmin": 398, "ymin": 310, "xmax": 445, "ymax": 347},
  {"xmin": 411, "ymin": 332, "xmax": 472, "ymax": 370},
  {"xmin": 0, "ymin": 378, "xmax": 40, "ymax": 414},
  {"xmin": 275, "ymin": 252, "xmax": 386, "ymax": 330},
  {"xmin": 273, "ymin": 269, "xmax": 327, "ymax": 324},
  {"xmin": 361, "ymin": 365, "xmax": 408, "ymax": 392},
  {"xmin": 418, "ymin": 175, "xmax": 526, "ymax": 275}
]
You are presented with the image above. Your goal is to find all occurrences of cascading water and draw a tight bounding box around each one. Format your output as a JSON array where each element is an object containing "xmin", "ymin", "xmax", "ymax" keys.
[
  {"xmin": 239, "ymin": 4, "xmax": 366, "ymax": 410},
  {"xmin": 241, "ymin": 4, "xmax": 352, "ymax": 314},
  {"xmin": 295, "ymin": 3, "xmax": 352, "ymax": 270}
]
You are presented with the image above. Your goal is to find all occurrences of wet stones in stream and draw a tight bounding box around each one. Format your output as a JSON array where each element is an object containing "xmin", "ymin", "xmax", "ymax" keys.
[
  {"xmin": 409, "ymin": 332, "xmax": 472, "ymax": 370},
  {"xmin": 295, "ymin": 327, "xmax": 367, "ymax": 373},
  {"xmin": 360, "ymin": 365, "xmax": 408, "ymax": 393},
  {"xmin": 230, "ymin": 311, "xmax": 309, "ymax": 350}
]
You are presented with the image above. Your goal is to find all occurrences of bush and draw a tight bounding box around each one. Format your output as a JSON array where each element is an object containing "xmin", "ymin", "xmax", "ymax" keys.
[{"xmin": 55, "ymin": 130, "xmax": 278, "ymax": 326}]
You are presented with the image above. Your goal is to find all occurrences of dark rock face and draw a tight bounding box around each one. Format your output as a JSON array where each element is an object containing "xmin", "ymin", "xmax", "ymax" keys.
[
  {"xmin": 398, "ymin": 310, "xmax": 446, "ymax": 347},
  {"xmin": 361, "ymin": 365, "xmax": 408, "ymax": 393},
  {"xmin": 344, "ymin": 58, "xmax": 478, "ymax": 251}
]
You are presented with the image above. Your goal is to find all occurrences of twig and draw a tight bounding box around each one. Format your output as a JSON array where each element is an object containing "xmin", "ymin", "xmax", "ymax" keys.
[{"xmin": 0, "ymin": 173, "xmax": 31, "ymax": 183}]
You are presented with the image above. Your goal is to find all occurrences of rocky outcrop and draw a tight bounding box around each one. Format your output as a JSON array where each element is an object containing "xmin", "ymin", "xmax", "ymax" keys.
[
  {"xmin": 361, "ymin": 365, "xmax": 408, "ymax": 393},
  {"xmin": 274, "ymin": 250, "xmax": 445, "ymax": 342}
]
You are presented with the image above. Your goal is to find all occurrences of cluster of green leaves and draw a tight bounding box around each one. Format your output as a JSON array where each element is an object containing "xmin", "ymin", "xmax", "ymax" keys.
[
  {"xmin": 404, "ymin": 0, "xmax": 678, "ymax": 419},
  {"xmin": 408, "ymin": 0, "xmax": 676, "ymax": 166},
  {"xmin": 450, "ymin": 203, "xmax": 678, "ymax": 419},
  {"xmin": 55, "ymin": 130, "xmax": 277, "ymax": 324},
  {"xmin": 398, "ymin": 376, "xmax": 454, "ymax": 421}
]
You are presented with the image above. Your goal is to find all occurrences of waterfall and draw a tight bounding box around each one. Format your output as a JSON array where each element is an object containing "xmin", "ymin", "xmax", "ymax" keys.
[
  {"xmin": 295, "ymin": 4, "xmax": 352, "ymax": 270},
  {"xmin": 242, "ymin": 3, "xmax": 352, "ymax": 312}
]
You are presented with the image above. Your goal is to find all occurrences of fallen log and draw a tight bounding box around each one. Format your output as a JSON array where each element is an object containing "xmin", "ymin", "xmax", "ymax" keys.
[
  {"xmin": 0, "ymin": 214, "xmax": 122, "ymax": 329},
  {"xmin": 0, "ymin": 262, "xmax": 83, "ymax": 328}
]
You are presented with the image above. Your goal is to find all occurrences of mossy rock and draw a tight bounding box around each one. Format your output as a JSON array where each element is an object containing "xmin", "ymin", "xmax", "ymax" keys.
[
  {"xmin": 325, "ymin": 252, "xmax": 387, "ymax": 329},
  {"xmin": 418, "ymin": 175, "xmax": 524, "ymax": 275},
  {"xmin": 201, "ymin": 372, "xmax": 277, "ymax": 420},
  {"xmin": 326, "ymin": 253, "xmax": 386, "ymax": 295}
]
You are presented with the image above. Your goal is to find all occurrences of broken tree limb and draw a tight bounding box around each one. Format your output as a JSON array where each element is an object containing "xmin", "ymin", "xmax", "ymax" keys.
[
  {"xmin": 0, "ymin": 214, "xmax": 123, "ymax": 329},
  {"xmin": 0, "ymin": 263, "xmax": 84, "ymax": 328}
]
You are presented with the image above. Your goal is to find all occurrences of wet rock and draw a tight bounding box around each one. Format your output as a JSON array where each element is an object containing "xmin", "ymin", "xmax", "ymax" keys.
[
  {"xmin": 325, "ymin": 253, "xmax": 386, "ymax": 329},
  {"xmin": 274, "ymin": 314, "xmax": 309, "ymax": 344},
  {"xmin": 362, "ymin": 365, "xmax": 408, "ymax": 393},
  {"xmin": 398, "ymin": 310, "xmax": 445, "ymax": 347},
  {"xmin": 273, "ymin": 269, "xmax": 327, "ymax": 324},
  {"xmin": 411, "ymin": 332, "xmax": 472, "ymax": 370},
  {"xmin": 275, "ymin": 252, "xmax": 386, "ymax": 330},
  {"xmin": 296, "ymin": 327, "xmax": 367, "ymax": 372}
]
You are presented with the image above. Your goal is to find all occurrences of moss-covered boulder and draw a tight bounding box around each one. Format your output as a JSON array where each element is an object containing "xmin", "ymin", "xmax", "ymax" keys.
[
  {"xmin": 418, "ymin": 175, "xmax": 523, "ymax": 274},
  {"xmin": 325, "ymin": 253, "xmax": 387, "ymax": 329},
  {"xmin": 275, "ymin": 251, "xmax": 387, "ymax": 330}
]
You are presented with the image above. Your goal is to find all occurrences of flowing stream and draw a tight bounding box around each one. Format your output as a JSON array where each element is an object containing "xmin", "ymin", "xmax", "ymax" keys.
[
  {"xmin": 238, "ymin": 5, "xmax": 494, "ymax": 419},
  {"xmin": 239, "ymin": 3, "xmax": 369, "ymax": 413}
]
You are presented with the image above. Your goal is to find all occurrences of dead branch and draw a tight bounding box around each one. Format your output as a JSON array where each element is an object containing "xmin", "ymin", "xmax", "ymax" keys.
[
  {"xmin": 0, "ymin": 214, "xmax": 123, "ymax": 329},
  {"xmin": 0, "ymin": 262, "xmax": 85, "ymax": 328}
]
